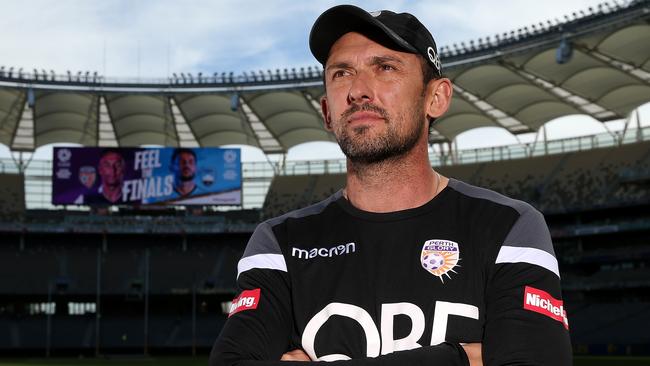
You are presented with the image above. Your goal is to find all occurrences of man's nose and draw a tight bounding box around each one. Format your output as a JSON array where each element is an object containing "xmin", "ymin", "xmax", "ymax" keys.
[{"xmin": 347, "ymin": 72, "xmax": 374, "ymax": 105}]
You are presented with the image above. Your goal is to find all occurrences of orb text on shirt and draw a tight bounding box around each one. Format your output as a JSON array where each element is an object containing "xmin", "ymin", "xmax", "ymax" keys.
[{"xmin": 301, "ymin": 301, "xmax": 479, "ymax": 361}]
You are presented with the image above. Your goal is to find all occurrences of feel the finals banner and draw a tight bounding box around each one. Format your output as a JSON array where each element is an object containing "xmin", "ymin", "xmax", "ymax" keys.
[{"xmin": 52, "ymin": 147, "xmax": 242, "ymax": 206}]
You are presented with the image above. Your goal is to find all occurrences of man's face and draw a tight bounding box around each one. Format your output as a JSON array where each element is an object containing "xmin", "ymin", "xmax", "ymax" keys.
[
  {"xmin": 98, "ymin": 152, "xmax": 125, "ymax": 187},
  {"xmin": 321, "ymin": 32, "xmax": 429, "ymax": 164},
  {"xmin": 178, "ymin": 152, "xmax": 196, "ymax": 181}
]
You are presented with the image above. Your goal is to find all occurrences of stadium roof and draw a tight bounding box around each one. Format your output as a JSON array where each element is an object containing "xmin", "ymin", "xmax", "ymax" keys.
[{"xmin": 0, "ymin": 0, "xmax": 648, "ymax": 153}]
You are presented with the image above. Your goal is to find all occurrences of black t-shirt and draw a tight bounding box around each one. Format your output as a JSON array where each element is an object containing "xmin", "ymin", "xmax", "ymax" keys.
[
  {"xmin": 210, "ymin": 179, "xmax": 572, "ymax": 366},
  {"xmin": 84, "ymin": 186, "xmax": 124, "ymax": 205}
]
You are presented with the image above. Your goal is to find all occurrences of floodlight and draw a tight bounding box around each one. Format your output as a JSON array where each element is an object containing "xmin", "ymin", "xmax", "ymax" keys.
[
  {"xmin": 230, "ymin": 93, "xmax": 239, "ymax": 112},
  {"xmin": 27, "ymin": 88, "xmax": 35, "ymax": 108},
  {"xmin": 556, "ymin": 37, "xmax": 573, "ymax": 64}
]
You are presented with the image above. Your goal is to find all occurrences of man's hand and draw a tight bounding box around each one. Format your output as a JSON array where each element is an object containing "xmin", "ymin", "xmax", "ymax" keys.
[
  {"xmin": 462, "ymin": 343, "xmax": 483, "ymax": 366},
  {"xmin": 280, "ymin": 344, "xmax": 481, "ymax": 364},
  {"xmin": 281, "ymin": 349, "xmax": 311, "ymax": 361}
]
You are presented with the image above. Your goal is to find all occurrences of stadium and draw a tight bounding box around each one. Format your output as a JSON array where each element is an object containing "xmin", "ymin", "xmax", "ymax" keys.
[{"xmin": 0, "ymin": 1, "xmax": 649, "ymax": 365}]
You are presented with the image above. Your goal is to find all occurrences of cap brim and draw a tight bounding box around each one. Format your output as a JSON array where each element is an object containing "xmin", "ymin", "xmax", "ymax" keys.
[{"xmin": 309, "ymin": 5, "xmax": 417, "ymax": 65}]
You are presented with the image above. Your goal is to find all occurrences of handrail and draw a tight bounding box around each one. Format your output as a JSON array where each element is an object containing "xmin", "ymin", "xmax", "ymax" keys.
[
  {"xmin": 0, "ymin": 1, "xmax": 645, "ymax": 92},
  {"xmin": 0, "ymin": 126, "xmax": 648, "ymax": 210}
]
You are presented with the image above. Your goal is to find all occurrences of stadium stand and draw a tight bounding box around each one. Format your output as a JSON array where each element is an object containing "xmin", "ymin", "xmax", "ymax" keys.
[
  {"xmin": 262, "ymin": 140, "xmax": 650, "ymax": 218},
  {"xmin": 2, "ymin": 139, "xmax": 648, "ymax": 355},
  {"xmin": 0, "ymin": 231, "xmax": 244, "ymax": 355},
  {"xmin": 570, "ymin": 302, "xmax": 650, "ymax": 344},
  {"xmin": 0, "ymin": 173, "xmax": 25, "ymax": 216}
]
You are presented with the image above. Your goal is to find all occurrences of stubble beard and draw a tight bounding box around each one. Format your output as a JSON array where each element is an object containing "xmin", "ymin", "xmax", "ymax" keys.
[
  {"xmin": 181, "ymin": 173, "xmax": 195, "ymax": 182},
  {"xmin": 335, "ymin": 100, "xmax": 425, "ymax": 166}
]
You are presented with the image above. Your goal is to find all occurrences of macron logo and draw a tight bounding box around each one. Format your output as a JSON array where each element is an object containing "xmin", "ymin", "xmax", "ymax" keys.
[
  {"xmin": 523, "ymin": 286, "xmax": 569, "ymax": 330},
  {"xmin": 228, "ymin": 288, "xmax": 260, "ymax": 317},
  {"xmin": 291, "ymin": 242, "xmax": 356, "ymax": 259}
]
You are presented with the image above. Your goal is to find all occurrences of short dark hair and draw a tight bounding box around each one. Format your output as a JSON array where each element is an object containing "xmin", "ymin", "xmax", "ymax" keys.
[
  {"xmin": 171, "ymin": 148, "xmax": 196, "ymax": 164},
  {"xmin": 419, "ymin": 55, "xmax": 439, "ymax": 88},
  {"xmin": 99, "ymin": 148, "xmax": 124, "ymax": 161},
  {"xmin": 418, "ymin": 55, "xmax": 444, "ymax": 132}
]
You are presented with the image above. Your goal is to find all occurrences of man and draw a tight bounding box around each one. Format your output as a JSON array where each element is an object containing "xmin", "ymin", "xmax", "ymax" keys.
[
  {"xmin": 85, "ymin": 149, "xmax": 125, "ymax": 204},
  {"xmin": 171, "ymin": 148, "xmax": 197, "ymax": 196},
  {"xmin": 210, "ymin": 5, "xmax": 571, "ymax": 366}
]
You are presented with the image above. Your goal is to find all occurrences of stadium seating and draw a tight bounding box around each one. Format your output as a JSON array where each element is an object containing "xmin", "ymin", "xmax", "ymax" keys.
[
  {"xmin": 1, "ymin": 142, "xmax": 648, "ymax": 356},
  {"xmin": 262, "ymin": 175, "xmax": 320, "ymax": 218},
  {"xmin": 0, "ymin": 240, "xmax": 60, "ymax": 294},
  {"xmin": 262, "ymin": 141, "xmax": 650, "ymax": 218},
  {"xmin": 0, "ymin": 173, "xmax": 25, "ymax": 217},
  {"xmin": 569, "ymin": 302, "xmax": 650, "ymax": 345}
]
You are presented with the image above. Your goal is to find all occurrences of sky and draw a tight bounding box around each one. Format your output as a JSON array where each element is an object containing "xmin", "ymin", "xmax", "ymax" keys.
[
  {"xmin": 1, "ymin": 0, "xmax": 617, "ymax": 78},
  {"xmin": 0, "ymin": 0, "xmax": 648, "ymax": 162}
]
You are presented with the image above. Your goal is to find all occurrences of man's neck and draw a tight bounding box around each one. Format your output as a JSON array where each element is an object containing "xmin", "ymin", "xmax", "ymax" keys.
[
  {"xmin": 177, "ymin": 181, "xmax": 195, "ymax": 195},
  {"xmin": 103, "ymin": 185, "xmax": 122, "ymax": 202},
  {"xmin": 344, "ymin": 145, "xmax": 446, "ymax": 213}
]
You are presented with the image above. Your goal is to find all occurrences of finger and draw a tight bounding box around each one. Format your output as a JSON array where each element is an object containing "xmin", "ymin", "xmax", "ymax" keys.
[
  {"xmin": 281, "ymin": 349, "xmax": 311, "ymax": 361},
  {"xmin": 461, "ymin": 343, "xmax": 483, "ymax": 366}
]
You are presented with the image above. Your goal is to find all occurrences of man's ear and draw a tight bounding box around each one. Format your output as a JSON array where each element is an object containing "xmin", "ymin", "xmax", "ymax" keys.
[
  {"xmin": 320, "ymin": 96, "xmax": 333, "ymax": 131},
  {"xmin": 425, "ymin": 78, "xmax": 453, "ymax": 121}
]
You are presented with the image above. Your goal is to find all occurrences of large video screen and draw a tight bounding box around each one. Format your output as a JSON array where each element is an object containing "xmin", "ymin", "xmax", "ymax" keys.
[{"xmin": 52, "ymin": 147, "xmax": 242, "ymax": 206}]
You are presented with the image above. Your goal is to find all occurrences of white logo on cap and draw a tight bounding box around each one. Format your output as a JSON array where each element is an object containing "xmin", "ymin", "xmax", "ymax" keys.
[
  {"xmin": 369, "ymin": 11, "xmax": 381, "ymax": 17},
  {"xmin": 427, "ymin": 46, "xmax": 441, "ymax": 71}
]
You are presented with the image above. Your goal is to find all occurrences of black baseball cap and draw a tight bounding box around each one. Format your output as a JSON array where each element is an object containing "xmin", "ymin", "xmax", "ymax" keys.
[{"xmin": 309, "ymin": 5, "xmax": 442, "ymax": 76}]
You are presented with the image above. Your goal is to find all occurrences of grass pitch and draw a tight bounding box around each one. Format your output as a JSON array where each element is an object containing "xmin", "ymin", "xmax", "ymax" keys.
[
  {"xmin": 0, "ymin": 357, "xmax": 208, "ymax": 366},
  {"xmin": 574, "ymin": 356, "xmax": 650, "ymax": 366},
  {"xmin": 1, "ymin": 356, "xmax": 649, "ymax": 365}
]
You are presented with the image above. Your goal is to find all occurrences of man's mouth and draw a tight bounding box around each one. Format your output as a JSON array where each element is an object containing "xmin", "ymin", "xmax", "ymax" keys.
[{"xmin": 347, "ymin": 111, "xmax": 385, "ymax": 125}]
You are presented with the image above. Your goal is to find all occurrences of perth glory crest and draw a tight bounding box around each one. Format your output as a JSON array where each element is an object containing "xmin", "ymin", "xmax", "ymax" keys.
[
  {"xmin": 420, "ymin": 239, "xmax": 460, "ymax": 283},
  {"xmin": 78, "ymin": 166, "xmax": 97, "ymax": 189}
]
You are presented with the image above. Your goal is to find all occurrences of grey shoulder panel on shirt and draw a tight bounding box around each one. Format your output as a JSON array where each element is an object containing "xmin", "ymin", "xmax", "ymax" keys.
[
  {"xmin": 242, "ymin": 190, "xmax": 344, "ymax": 259},
  {"xmin": 242, "ymin": 221, "xmax": 282, "ymax": 258},
  {"xmin": 447, "ymin": 178, "xmax": 531, "ymax": 215},
  {"xmin": 447, "ymin": 178, "xmax": 555, "ymax": 257},
  {"xmin": 502, "ymin": 205, "xmax": 555, "ymax": 257}
]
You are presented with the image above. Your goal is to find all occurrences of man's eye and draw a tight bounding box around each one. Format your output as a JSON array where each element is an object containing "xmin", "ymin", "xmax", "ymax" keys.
[
  {"xmin": 380, "ymin": 64, "xmax": 396, "ymax": 71},
  {"xmin": 332, "ymin": 70, "xmax": 348, "ymax": 78}
]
